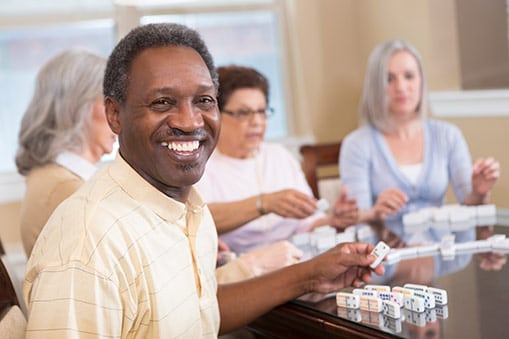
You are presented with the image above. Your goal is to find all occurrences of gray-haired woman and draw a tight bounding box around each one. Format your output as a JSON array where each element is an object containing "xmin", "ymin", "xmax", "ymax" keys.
[{"xmin": 16, "ymin": 48, "xmax": 116, "ymax": 256}]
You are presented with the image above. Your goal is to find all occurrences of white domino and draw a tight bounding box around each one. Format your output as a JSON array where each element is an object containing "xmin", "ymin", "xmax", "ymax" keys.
[
  {"xmin": 347, "ymin": 308, "xmax": 362, "ymax": 322},
  {"xmin": 404, "ymin": 284, "xmax": 447, "ymax": 307},
  {"xmin": 312, "ymin": 225, "xmax": 336, "ymax": 234},
  {"xmin": 440, "ymin": 234, "xmax": 456, "ymax": 257},
  {"xmin": 461, "ymin": 239, "xmax": 492, "ymax": 253},
  {"xmin": 416, "ymin": 244, "xmax": 440, "ymax": 256},
  {"xmin": 335, "ymin": 231, "xmax": 356, "ymax": 244},
  {"xmin": 402, "ymin": 211, "xmax": 427, "ymax": 226},
  {"xmin": 377, "ymin": 292, "xmax": 391, "ymax": 301},
  {"xmin": 403, "ymin": 283, "xmax": 428, "ymax": 293},
  {"xmin": 356, "ymin": 224, "xmax": 376, "ymax": 243},
  {"xmin": 403, "ymin": 308, "xmax": 426, "ymax": 327},
  {"xmin": 392, "ymin": 247, "xmax": 419, "ymax": 259},
  {"xmin": 381, "ymin": 315, "xmax": 402, "ymax": 333},
  {"xmin": 364, "ymin": 285, "xmax": 391, "ymax": 293},
  {"xmin": 488, "ymin": 234, "xmax": 506, "ymax": 244},
  {"xmin": 370, "ymin": 241, "xmax": 391, "ymax": 268},
  {"xmin": 291, "ymin": 232, "xmax": 310, "ymax": 247},
  {"xmin": 316, "ymin": 198, "xmax": 330, "ymax": 212},
  {"xmin": 314, "ymin": 235, "xmax": 336, "ymax": 252},
  {"xmin": 454, "ymin": 241, "xmax": 482, "ymax": 253},
  {"xmin": 413, "ymin": 290, "xmax": 436, "ymax": 309},
  {"xmin": 382, "ymin": 300, "xmax": 401, "ymax": 319},
  {"xmin": 432, "ymin": 208, "xmax": 450, "ymax": 223},
  {"xmin": 337, "ymin": 308, "xmax": 362, "ymax": 322},
  {"xmin": 449, "ymin": 206, "xmax": 475, "ymax": 223},
  {"xmin": 360, "ymin": 309, "xmax": 384, "ymax": 326},
  {"xmin": 389, "ymin": 292, "xmax": 404, "ymax": 307},
  {"xmin": 404, "ymin": 294, "xmax": 425, "ymax": 313},
  {"xmin": 476, "ymin": 204, "xmax": 496, "ymax": 218},
  {"xmin": 427, "ymin": 287, "xmax": 448, "ymax": 305},
  {"xmin": 336, "ymin": 292, "xmax": 360, "ymax": 309},
  {"xmin": 385, "ymin": 251, "xmax": 401, "ymax": 265},
  {"xmin": 425, "ymin": 308, "xmax": 437, "ymax": 323},
  {"xmin": 491, "ymin": 238, "xmax": 509, "ymax": 251},
  {"xmin": 435, "ymin": 305, "xmax": 449, "ymax": 319},
  {"xmin": 392, "ymin": 286, "xmax": 415, "ymax": 297},
  {"xmin": 359, "ymin": 296, "xmax": 383, "ymax": 313},
  {"xmin": 353, "ymin": 288, "xmax": 377, "ymax": 298}
]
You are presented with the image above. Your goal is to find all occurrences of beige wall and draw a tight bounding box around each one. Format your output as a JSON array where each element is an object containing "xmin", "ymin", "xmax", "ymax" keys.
[
  {"xmin": 289, "ymin": 0, "xmax": 461, "ymax": 139},
  {"xmin": 288, "ymin": 0, "xmax": 509, "ymax": 207},
  {"xmin": 0, "ymin": 201, "xmax": 22, "ymax": 248}
]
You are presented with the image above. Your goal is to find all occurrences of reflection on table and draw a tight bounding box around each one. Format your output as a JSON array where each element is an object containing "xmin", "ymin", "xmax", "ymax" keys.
[{"xmin": 248, "ymin": 214, "xmax": 509, "ymax": 339}]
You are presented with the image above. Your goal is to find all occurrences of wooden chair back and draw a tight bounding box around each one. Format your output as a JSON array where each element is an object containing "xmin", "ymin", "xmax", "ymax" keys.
[
  {"xmin": 299, "ymin": 141, "xmax": 342, "ymax": 199},
  {"xmin": 0, "ymin": 238, "xmax": 27, "ymax": 338},
  {"xmin": 0, "ymin": 255, "xmax": 19, "ymax": 311}
]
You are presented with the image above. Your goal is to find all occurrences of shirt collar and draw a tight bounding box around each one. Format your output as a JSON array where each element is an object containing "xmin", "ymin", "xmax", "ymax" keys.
[
  {"xmin": 55, "ymin": 151, "xmax": 97, "ymax": 180},
  {"xmin": 109, "ymin": 152, "xmax": 206, "ymax": 225}
]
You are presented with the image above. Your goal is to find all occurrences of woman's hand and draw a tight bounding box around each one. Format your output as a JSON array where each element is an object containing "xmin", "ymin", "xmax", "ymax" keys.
[
  {"xmin": 369, "ymin": 220, "xmax": 406, "ymax": 248},
  {"xmin": 371, "ymin": 188, "xmax": 408, "ymax": 221},
  {"xmin": 217, "ymin": 239, "xmax": 233, "ymax": 267},
  {"xmin": 476, "ymin": 225, "xmax": 507, "ymax": 271},
  {"xmin": 263, "ymin": 189, "xmax": 317, "ymax": 219},
  {"xmin": 239, "ymin": 240, "xmax": 304, "ymax": 276},
  {"xmin": 472, "ymin": 157, "xmax": 500, "ymax": 198},
  {"xmin": 330, "ymin": 186, "xmax": 359, "ymax": 230}
]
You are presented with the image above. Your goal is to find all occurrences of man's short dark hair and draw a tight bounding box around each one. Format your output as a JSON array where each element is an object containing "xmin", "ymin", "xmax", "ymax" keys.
[{"xmin": 104, "ymin": 23, "xmax": 218, "ymax": 103}]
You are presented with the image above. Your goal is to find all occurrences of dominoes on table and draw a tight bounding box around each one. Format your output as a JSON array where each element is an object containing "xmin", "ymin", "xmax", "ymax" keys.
[{"xmin": 370, "ymin": 241, "xmax": 391, "ymax": 268}]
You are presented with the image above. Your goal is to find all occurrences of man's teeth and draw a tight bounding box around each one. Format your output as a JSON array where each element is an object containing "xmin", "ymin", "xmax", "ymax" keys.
[{"xmin": 161, "ymin": 141, "xmax": 199, "ymax": 151}]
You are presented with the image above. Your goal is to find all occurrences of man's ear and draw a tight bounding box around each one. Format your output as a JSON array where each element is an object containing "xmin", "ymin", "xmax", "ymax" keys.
[{"xmin": 105, "ymin": 96, "xmax": 121, "ymax": 135}]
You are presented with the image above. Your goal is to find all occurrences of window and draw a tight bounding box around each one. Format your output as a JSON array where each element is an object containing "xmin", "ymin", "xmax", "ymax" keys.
[
  {"xmin": 142, "ymin": 10, "xmax": 288, "ymax": 139},
  {"xmin": 0, "ymin": 20, "xmax": 116, "ymax": 173},
  {"xmin": 0, "ymin": 0, "xmax": 291, "ymax": 203}
]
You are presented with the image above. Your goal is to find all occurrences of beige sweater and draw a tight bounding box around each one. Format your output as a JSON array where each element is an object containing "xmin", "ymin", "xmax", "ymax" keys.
[{"xmin": 20, "ymin": 164, "xmax": 83, "ymax": 257}]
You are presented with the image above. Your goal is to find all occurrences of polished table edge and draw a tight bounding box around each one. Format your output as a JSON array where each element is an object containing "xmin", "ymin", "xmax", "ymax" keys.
[
  {"xmin": 247, "ymin": 302, "xmax": 399, "ymax": 339},
  {"xmin": 247, "ymin": 208, "xmax": 509, "ymax": 338}
]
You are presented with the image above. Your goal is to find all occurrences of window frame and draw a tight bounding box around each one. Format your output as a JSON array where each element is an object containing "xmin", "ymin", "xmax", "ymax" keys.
[{"xmin": 0, "ymin": 0, "xmax": 300, "ymax": 203}]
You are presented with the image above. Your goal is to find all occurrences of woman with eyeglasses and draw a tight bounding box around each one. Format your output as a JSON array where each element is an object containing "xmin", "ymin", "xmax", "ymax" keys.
[{"xmin": 196, "ymin": 65, "xmax": 348, "ymax": 279}]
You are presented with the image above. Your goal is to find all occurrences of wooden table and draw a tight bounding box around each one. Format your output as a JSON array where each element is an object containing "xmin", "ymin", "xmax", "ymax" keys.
[{"xmin": 247, "ymin": 222, "xmax": 509, "ymax": 339}]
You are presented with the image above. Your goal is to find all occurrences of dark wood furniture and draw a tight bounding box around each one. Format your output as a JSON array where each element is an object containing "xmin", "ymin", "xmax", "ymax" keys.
[
  {"xmin": 0, "ymin": 255, "xmax": 26, "ymax": 338},
  {"xmin": 299, "ymin": 141, "xmax": 341, "ymax": 199},
  {"xmin": 0, "ymin": 256, "xmax": 19, "ymax": 311},
  {"xmin": 248, "ymin": 300, "xmax": 396, "ymax": 338}
]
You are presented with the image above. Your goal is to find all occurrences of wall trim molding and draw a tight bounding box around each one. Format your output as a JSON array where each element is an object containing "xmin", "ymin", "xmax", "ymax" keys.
[
  {"xmin": 430, "ymin": 89, "xmax": 509, "ymax": 118},
  {"xmin": 0, "ymin": 135, "xmax": 315, "ymax": 204},
  {"xmin": 0, "ymin": 171, "xmax": 25, "ymax": 204}
]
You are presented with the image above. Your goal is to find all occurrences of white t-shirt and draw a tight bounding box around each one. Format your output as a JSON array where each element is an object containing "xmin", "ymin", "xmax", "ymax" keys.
[
  {"xmin": 195, "ymin": 142, "xmax": 322, "ymax": 254},
  {"xmin": 399, "ymin": 163, "xmax": 423, "ymax": 186}
]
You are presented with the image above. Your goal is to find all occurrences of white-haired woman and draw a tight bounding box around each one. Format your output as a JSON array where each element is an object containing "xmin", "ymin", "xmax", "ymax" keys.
[
  {"xmin": 339, "ymin": 39, "xmax": 501, "ymax": 280},
  {"xmin": 16, "ymin": 49, "xmax": 116, "ymax": 257}
]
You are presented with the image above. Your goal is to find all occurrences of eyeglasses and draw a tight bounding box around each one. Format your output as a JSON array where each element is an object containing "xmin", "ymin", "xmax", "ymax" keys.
[{"xmin": 221, "ymin": 107, "xmax": 274, "ymax": 121}]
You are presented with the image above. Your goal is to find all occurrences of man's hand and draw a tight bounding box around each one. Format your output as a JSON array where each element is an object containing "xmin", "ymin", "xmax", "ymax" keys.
[{"xmin": 303, "ymin": 242, "xmax": 385, "ymax": 294}]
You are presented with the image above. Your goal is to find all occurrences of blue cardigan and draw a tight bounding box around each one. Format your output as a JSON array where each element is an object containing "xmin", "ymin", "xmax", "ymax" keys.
[{"xmin": 340, "ymin": 119, "xmax": 475, "ymax": 277}]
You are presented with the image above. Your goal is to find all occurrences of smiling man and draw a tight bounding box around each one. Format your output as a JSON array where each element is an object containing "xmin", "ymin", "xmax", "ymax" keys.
[{"xmin": 23, "ymin": 23, "xmax": 384, "ymax": 338}]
